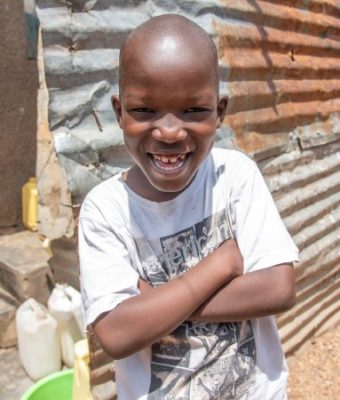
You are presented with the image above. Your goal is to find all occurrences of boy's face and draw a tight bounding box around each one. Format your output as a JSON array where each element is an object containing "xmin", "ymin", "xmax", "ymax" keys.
[{"xmin": 112, "ymin": 36, "xmax": 227, "ymax": 201}]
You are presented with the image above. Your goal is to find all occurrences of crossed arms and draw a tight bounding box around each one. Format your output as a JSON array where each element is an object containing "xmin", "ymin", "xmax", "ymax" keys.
[{"xmin": 93, "ymin": 239, "xmax": 295, "ymax": 360}]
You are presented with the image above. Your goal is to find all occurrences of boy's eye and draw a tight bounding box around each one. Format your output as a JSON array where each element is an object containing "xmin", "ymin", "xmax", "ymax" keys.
[
  {"xmin": 184, "ymin": 107, "xmax": 209, "ymax": 113},
  {"xmin": 131, "ymin": 107, "xmax": 154, "ymax": 113}
]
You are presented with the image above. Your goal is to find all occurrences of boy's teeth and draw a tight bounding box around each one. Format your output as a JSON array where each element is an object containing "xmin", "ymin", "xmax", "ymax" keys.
[{"xmin": 153, "ymin": 154, "xmax": 186, "ymax": 163}]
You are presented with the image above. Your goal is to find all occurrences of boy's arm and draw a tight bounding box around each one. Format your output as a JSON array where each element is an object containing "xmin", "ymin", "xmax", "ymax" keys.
[
  {"xmin": 191, "ymin": 262, "xmax": 295, "ymax": 321},
  {"xmin": 138, "ymin": 152, "xmax": 297, "ymax": 323},
  {"xmin": 186, "ymin": 151, "xmax": 298, "ymax": 322},
  {"xmin": 93, "ymin": 239, "xmax": 242, "ymax": 360},
  {"xmin": 139, "ymin": 262, "xmax": 295, "ymax": 323}
]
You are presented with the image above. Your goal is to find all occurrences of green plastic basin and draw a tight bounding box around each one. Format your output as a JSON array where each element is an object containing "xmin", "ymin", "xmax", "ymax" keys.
[{"xmin": 20, "ymin": 369, "xmax": 73, "ymax": 400}]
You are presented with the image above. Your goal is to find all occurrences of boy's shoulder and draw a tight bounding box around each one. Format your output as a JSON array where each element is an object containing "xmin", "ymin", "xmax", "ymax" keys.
[
  {"xmin": 211, "ymin": 147, "xmax": 255, "ymax": 170},
  {"xmin": 80, "ymin": 172, "xmax": 127, "ymax": 218},
  {"xmin": 85, "ymin": 173, "xmax": 124, "ymax": 201}
]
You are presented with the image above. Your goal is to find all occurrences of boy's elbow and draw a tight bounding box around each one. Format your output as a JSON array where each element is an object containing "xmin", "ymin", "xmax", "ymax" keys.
[
  {"xmin": 93, "ymin": 314, "xmax": 136, "ymax": 360},
  {"xmin": 100, "ymin": 339, "xmax": 132, "ymax": 360},
  {"xmin": 280, "ymin": 287, "xmax": 296, "ymax": 312},
  {"xmin": 277, "ymin": 264, "xmax": 296, "ymax": 312},
  {"xmin": 96, "ymin": 329, "xmax": 138, "ymax": 360},
  {"xmin": 271, "ymin": 263, "xmax": 296, "ymax": 313}
]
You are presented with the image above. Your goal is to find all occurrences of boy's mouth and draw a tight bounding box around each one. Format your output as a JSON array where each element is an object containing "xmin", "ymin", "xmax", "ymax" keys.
[{"xmin": 148, "ymin": 152, "xmax": 191, "ymax": 172}]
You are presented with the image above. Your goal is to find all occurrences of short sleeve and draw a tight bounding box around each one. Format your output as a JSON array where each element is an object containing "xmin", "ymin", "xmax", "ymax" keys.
[
  {"xmin": 228, "ymin": 154, "xmax": 299, "ymax": 273},
  {"xmin": 78, "ymin": 197, "xmax": 139, "ymax": 327}
]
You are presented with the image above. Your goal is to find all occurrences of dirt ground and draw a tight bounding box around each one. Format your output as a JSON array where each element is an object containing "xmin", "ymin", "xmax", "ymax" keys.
[
  {"xmin": 0, "ymin": 323, "xmax": 339, "ymax": 399},
  {"xmin": 287, "ymin": 323, "xmax": 340, "ymax": 399}
]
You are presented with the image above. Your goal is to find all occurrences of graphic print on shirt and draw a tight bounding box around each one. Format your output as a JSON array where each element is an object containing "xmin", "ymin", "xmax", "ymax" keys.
[{"xmin": 134, "ymin": 209, "xmax": 256, "ymax": 400}]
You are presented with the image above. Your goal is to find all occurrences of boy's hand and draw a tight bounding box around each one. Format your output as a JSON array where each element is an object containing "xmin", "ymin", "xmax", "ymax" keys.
[
  {"xmin": 138, "ymin": 239, "xmax": 243, "ymax": 294},
  {"xmin": 212, "ymin": 239, "xmax": 243, "ymax": 282},
  {"xmin": 94, "ymin": 238, "xmax": 244, "ymax": 359},
  {"xmin": 138, "ymin": 240, "xmax": 242, "ymax": 294}
]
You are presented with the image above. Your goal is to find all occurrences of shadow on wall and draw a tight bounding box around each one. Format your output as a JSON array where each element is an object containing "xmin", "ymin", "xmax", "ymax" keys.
[{"xmin": 0, "ymin": 0, "xmax": 39, "ymax": 232}]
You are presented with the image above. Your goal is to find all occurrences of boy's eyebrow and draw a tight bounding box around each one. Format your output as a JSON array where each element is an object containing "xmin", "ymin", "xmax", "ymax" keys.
[
  {"xmin": 124, "ymin": 94, "xmax": 149, "ymax": 100},
  {"xmin": 123, "ymin": 94, "xmax": 216, "ymax": 101}
]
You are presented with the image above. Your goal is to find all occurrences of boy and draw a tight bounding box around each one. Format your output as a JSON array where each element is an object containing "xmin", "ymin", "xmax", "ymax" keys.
[{"xmin": 79, "ymin": 14, "xmax": 299, "ymax": 400}]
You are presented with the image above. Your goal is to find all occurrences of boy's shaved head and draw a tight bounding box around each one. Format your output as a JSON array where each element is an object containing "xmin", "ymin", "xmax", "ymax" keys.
[
  {"xmin": 119, "ymin": 14, "xmax": 219, "ymax": 93},
  {"xmin": 112, "ymin": 14, "xmax": 228, "ymax": 200}
]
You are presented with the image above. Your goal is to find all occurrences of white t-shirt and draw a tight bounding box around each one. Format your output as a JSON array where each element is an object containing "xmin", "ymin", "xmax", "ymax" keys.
[{"xmin": 79, "ymin": 148, "xmax": 299, "ymax": 400}]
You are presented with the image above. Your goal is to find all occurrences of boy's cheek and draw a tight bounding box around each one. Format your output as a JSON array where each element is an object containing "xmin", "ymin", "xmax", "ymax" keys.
[{"xmin": 122, "ymin": 121, "xmax": 150, "ymax": 138}]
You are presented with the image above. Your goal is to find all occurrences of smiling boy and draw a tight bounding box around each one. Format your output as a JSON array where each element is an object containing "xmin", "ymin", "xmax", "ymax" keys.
[{"xmin": 79, "ymin": 14, "xmax": 299, "ymax": 400}]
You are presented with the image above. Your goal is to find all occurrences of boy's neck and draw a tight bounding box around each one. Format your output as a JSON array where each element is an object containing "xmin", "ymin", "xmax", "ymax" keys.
[{"xmin": 123, "ymin": 165, "xmax": 193, "ymax": 203}]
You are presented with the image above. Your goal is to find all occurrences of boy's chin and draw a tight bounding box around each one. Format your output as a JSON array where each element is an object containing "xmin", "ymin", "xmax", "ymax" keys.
[{"xmin": 147, "ymin": 175, "xmax": 195, "ymax": 197}]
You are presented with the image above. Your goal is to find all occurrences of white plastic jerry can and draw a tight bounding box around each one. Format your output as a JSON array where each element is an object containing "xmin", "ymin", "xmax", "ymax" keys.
[
  {"xmin": 48, "ymin": 284, "xmax": 84, "ymax": 368},
  {"xmin": 16, "ymin": 298, "xmax": 61, "ymax": 381},
  {"xmin": 64, "ymin": 284, "xmax": 86, "ymax": 337}
]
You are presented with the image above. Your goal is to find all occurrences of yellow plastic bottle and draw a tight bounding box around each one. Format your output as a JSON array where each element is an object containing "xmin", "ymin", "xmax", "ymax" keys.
[
  {"xmin": 73, "ymin": 339, "xmax": 93, "ymax": 400},
  {"xmin": 22, "ymin": 177, "xmax": 38, "ymax": 231}
]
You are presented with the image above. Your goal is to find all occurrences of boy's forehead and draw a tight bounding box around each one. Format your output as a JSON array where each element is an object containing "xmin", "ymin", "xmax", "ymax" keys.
[
  {"xmin": 118, "ymin": 15, "xmax": 219, "ymax": 92},
  {"xmin": 124, "ymin": 30, "xmax": 210, "ymax": 65},
  {"xmin": 120, "ymin": 32, "xmax": 217, "ymax": 89},
  {"xmin": 121, "ymin": 44, "xmax": 216, "ymax": 96}
]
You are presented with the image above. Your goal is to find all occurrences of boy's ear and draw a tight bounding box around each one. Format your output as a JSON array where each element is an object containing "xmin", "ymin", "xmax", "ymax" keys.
[
  {"xmin": 111, "ymin": 95, "xmax": 123, "ymax": 128},
  {"xmin": 216, "ymin": 96, "xmax": 228, "ymax": 128}
]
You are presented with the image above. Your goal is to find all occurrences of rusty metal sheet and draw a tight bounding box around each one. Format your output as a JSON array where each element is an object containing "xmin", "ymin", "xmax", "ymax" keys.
[
  {"xmin": 36, "ymin": 0, "xmax": 340, "ymax": 202},
  {"xmin": 259, "ymin": 139, "xmax": 340, "ymax": 355},
  {"xmin": 35, "ymin": 0, "xmax": 340, "ymax": 376},
  {"xmin": 213, "ymin": 0, "xmax": 340, "ymax": 154}
]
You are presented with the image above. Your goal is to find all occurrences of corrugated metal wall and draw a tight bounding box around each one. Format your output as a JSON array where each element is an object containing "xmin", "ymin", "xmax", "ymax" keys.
[{"xmin": 35, "ymin": 0, "xmax": 340, "ymax": 381}]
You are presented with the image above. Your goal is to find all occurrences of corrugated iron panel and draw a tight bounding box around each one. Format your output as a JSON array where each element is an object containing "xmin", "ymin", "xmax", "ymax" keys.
[
  {"xmin": 260, "ymin": 140, "xmax": 340, "ymax": 355},
  {"xmin": 36, "ymin": 0, "xmax": 340, "ymax": 200},
  {"xmin": 36, "ymin": 0, "xmax": 340, "ymax": 366},
  {"xmin": 214, "ymin": 0, "xmax": 340, "ymax": 156}
]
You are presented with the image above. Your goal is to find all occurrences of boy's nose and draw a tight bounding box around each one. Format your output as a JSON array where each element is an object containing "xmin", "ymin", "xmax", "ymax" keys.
[{"xmin": 151, "ymin": 114, "xmax": 187, "ymax": 143}]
